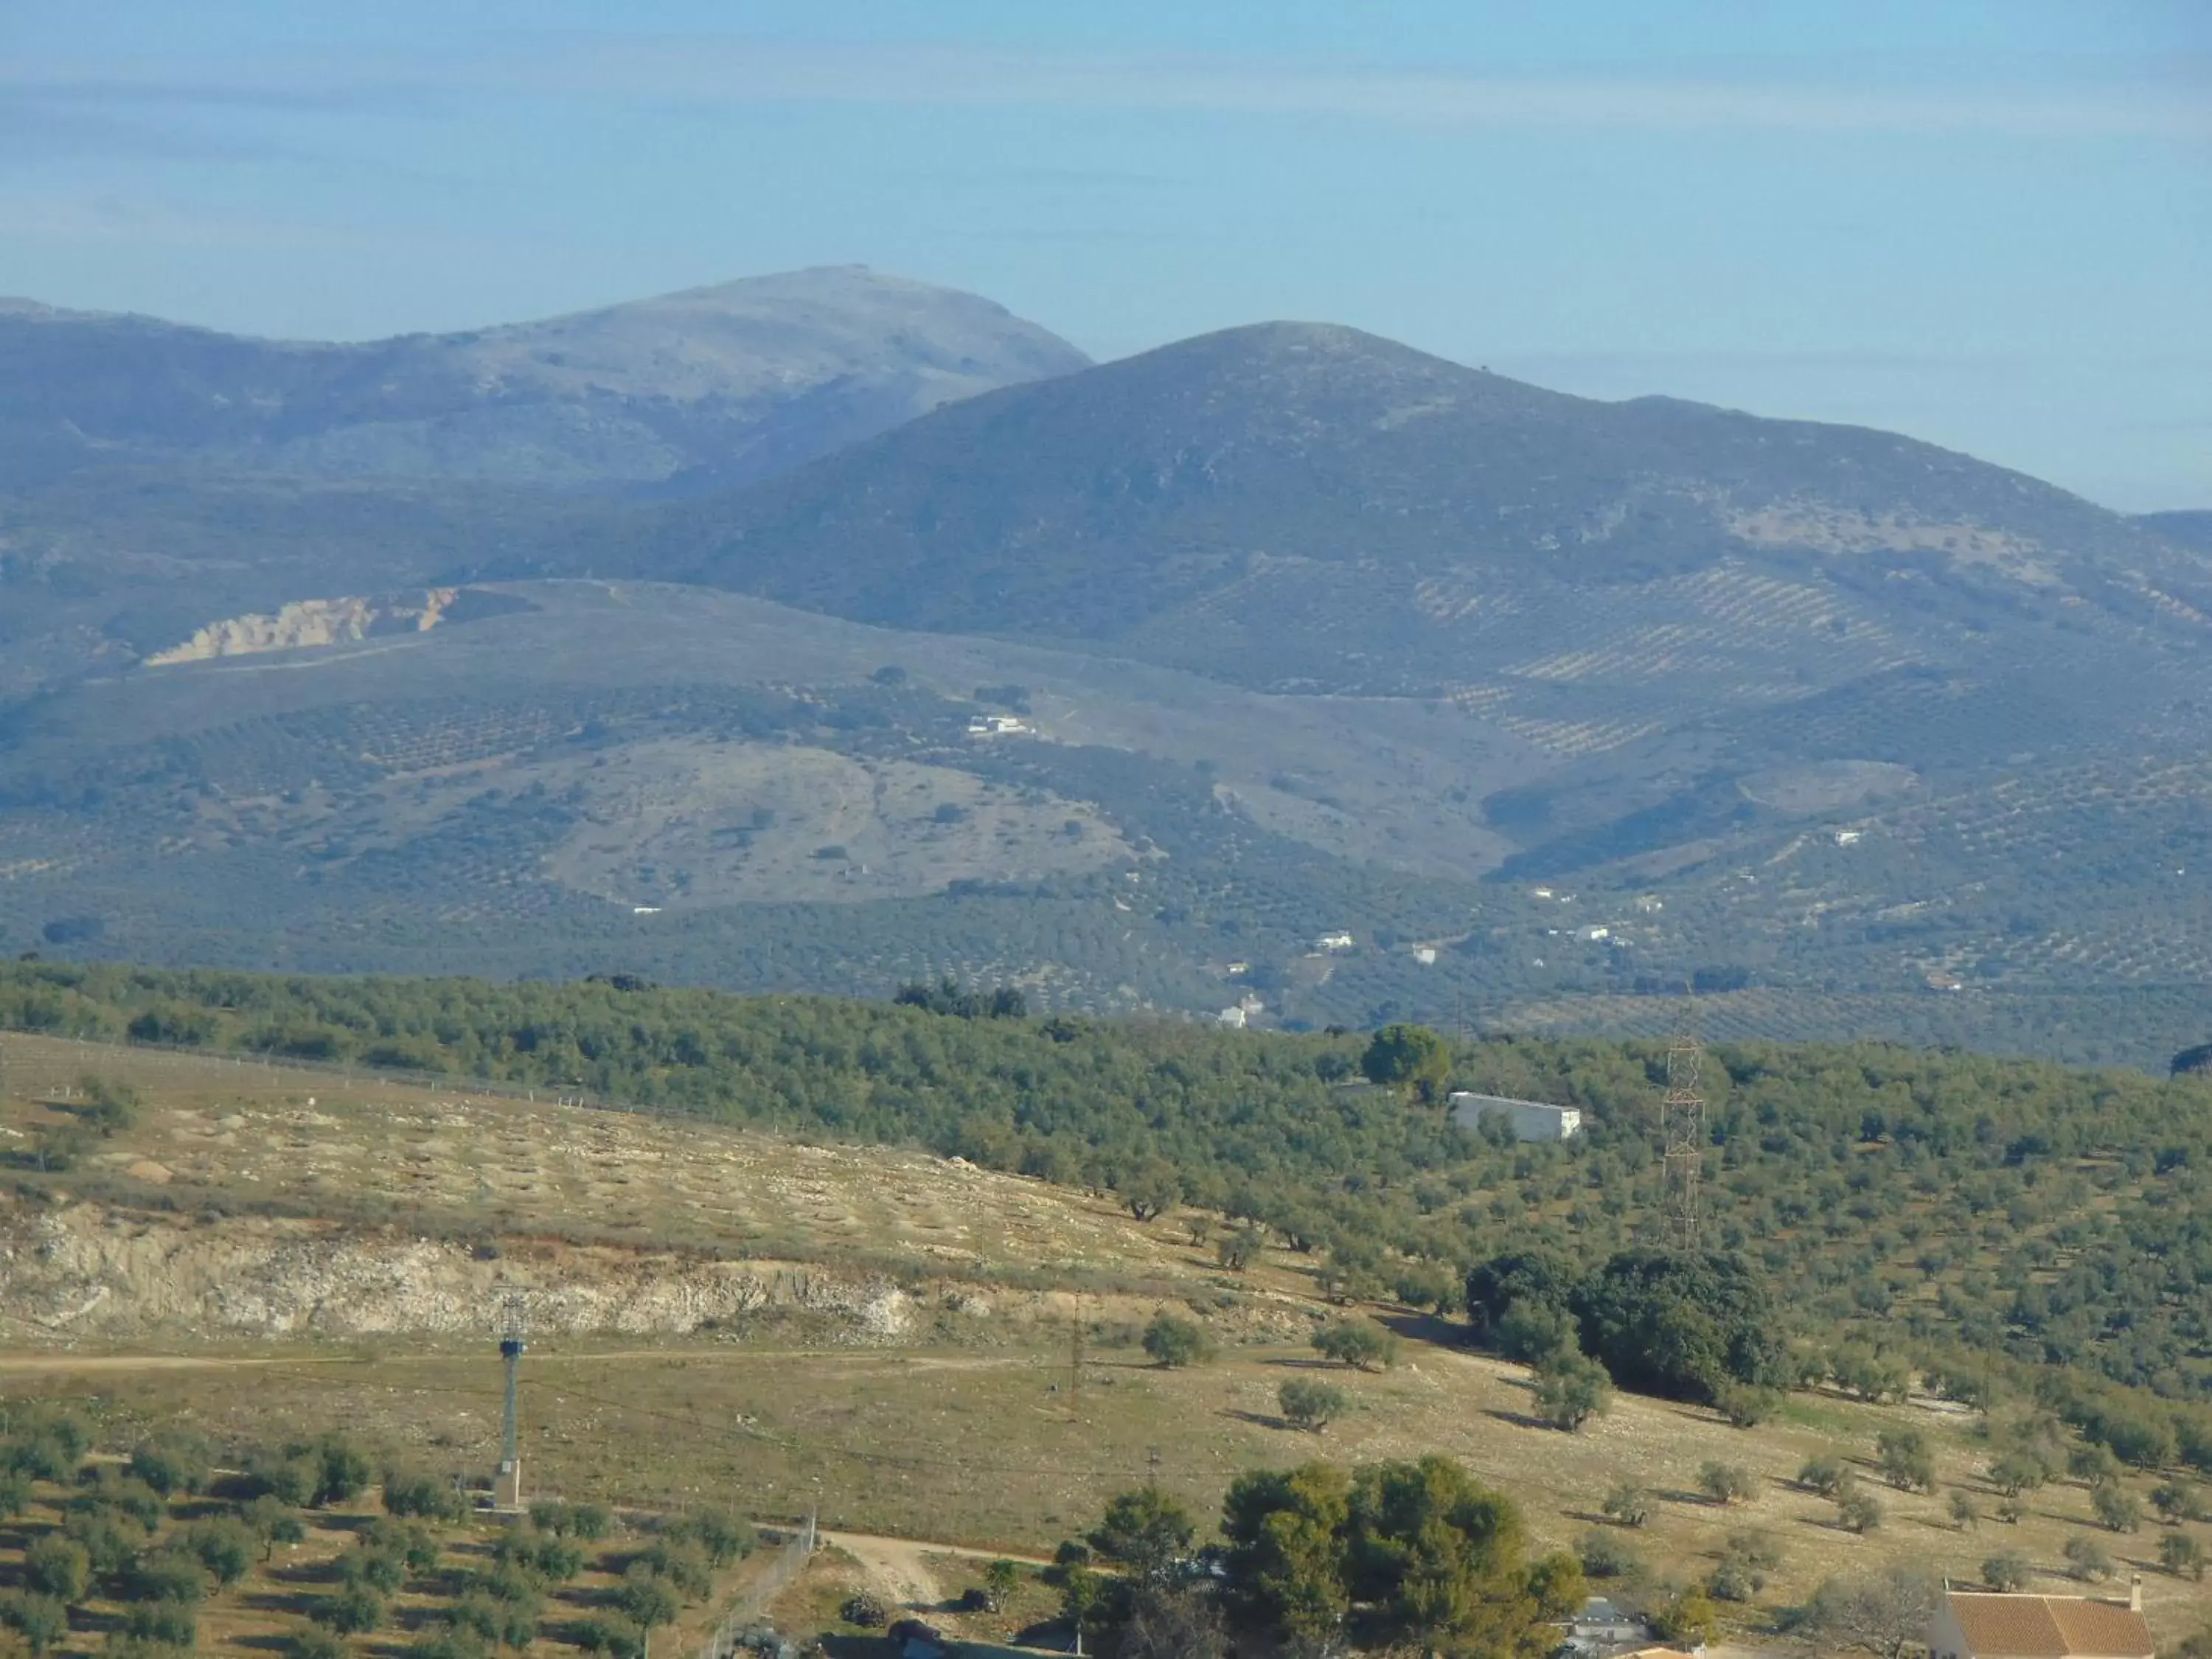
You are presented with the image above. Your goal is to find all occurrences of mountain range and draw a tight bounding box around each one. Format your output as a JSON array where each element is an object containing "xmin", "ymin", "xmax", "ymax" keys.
[
  {"xmin": 0, "ymin": 265, "xmax": 1087, "ymax": 493},
  {"xmin": 1, "ymin": 268, "xmax": 2208, "ymax": 1067}
]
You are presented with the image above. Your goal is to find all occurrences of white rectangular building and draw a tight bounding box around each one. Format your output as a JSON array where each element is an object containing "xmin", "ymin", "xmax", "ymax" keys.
[{"xmin": 1450, "ymin": 1092, "xmax": 1583, "ymax": 1141}]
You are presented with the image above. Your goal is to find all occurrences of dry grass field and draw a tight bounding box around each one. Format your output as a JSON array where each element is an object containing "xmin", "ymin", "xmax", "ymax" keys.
[{"xmin": 1, "ymin": 1034, "xmax": 2208, "ymax": 1652}]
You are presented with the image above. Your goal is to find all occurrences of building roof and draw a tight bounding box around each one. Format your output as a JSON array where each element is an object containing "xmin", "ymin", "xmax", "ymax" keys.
[{"xmin": 1946, "ymin": 1592, "xmax": 2154, "ymax": 1658}]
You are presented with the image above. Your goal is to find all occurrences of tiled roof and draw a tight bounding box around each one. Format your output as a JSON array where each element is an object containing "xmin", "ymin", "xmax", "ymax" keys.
[
  {"xmin": 2046, "ymin": 1599, "xmax": 2157, "ymax": 1658},
  {"xmin": 1947, "ymin": 1592, "xmax": 2153, "ymax": 1658}
]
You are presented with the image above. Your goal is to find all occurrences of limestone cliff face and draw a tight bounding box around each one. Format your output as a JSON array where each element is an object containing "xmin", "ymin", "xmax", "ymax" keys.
[
  {"xmin": 146, "ymin": 588, "xmax": 459, "ymax": 666},
  {"xmin": 0, "ymin": 1203, "xmax": 914, "ymax": 1342}
]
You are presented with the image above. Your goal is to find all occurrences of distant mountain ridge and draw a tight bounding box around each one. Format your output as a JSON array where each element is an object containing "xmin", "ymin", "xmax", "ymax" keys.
[
  {"xmin": 566, "ymin": 320, "xmax": 2201, "ymax": 660},
  {"xmin": 6, "ymin": 288, "xmax": 2212, "ymax": 1065},
  {"xmin": 0, "ymin": 265, "xmax": 1088, "ymax": 493}
]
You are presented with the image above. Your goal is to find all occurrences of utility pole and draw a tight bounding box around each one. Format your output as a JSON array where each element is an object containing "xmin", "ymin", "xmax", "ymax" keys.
[{"xmin": 495, "ymin": 1291, "xmax": 526, "ymax": 1510}]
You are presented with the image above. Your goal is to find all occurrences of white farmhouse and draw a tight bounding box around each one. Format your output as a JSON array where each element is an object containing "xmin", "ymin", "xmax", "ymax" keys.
[{"xmin": 1450, "ymin": 1092, "xmax": 1583, "ymax": 1141}]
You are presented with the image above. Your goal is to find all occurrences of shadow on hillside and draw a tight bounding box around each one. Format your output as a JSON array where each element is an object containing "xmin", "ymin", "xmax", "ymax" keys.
[
  {"xmin": 237, "ymin": 1587, "xmax": 324, "ymax": 1618},
  {"xmin": 1374, "ymin": 1310, "xmax": 1467, "ymax": 1349},
  {"xmin": 1481, "ymin": 1408, "xmax": 1556, "ymax": 1433},
  {"xmin": 1221, "ymin": 1408, "xmax": 1294, "ymax": 1432}
]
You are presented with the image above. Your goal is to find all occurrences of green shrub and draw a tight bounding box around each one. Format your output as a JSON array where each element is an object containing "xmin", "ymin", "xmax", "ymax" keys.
[
  {"xmin": 314, "ymin": 1582, "xmax": 386, "ymax": 1635},
  {"xmin": 448, "ymin": 1589, "xmax": 538, "ymax": 1649},
  {"xmin": 1, "ymin": 1593, "xmax": 71, "ymax": 1657},
  {"xmin": 77, "ymin": 1470, "xmax": 167, "ymax": 1532},
  {"xmin": 1877, "ymin": 1428, "xmax": 1936, "ymax": 1492},
  {"xmin": 574, "ymin": 1619, "xmax": 644, "ymax": 1658},
  {"xmin": 1141, "ymin": 1310, "xmax": 1215, "ymax": 1369},
  {"xmin": 1312, "ymin": 1319, "xmax": 1397, "ymax": 1371},
  {"xmin": 617, "ymin": 1567, "xmax": 681, "ymax": 1630},
  {"xmin": 1837, "ymin": 1489, "xmax": 1885, "ymax": 1533},
  {"xmin": 1716, "ymin": 1384, "xmax": 1783, "ymax": 1428},
  {"xmin": 121, "ymin": 1551, "xmax": 207, "ymax": 1606},
  {"xmin": 2093, "ymin": 1481, "xmax": 2143, "ymax": 1534},
  {"xmin": 362, "ymin": 1517, "xmax": 441, "ymax": 1575},
  {"xmin": 1534, "ymin": 1350, "xmax": 1613, "ymax": 1432},
  {"xmin": 1798, "ymin": 1454, "xmax": 1851, "ymax": 1497},
  {"xmin": 1279, "ymin": 1377, "xmax": 1349, "ymax": 1432},
  {"xmin": 62, "ymin": 1511, "xmax": 142, "ymax": 1577},
  {"xmin": 1577, "ymin": 1530, "xmax": 1644, "ymax": 1580},
  {"xmin": 1601, "ymin": 1482, "xmax": 1649, "ymax": 1527},
  {"xmin": 119, "ymin": 1599, "xmax": 196, "ymax": 1649},
  {"xmin": 21, "ymin": 1537, "xmax": 91, "ymax": 1603},
  {"xmin": 382, "ymin": 1466, "xmax": 465, "ymax": 1521},
  {"xmin": 2160, "ymin": 1531, "xmax": 2206, "ymax": 1580},
  {"xmin": 2064, "ymin": 1534, "xmax": 2114, "ymax": 1581},
  {"xmin": 287, "ymin": 1624, "xmax": 347, "ymax": 1659},
  {"xmin": 129, "ymin": 1434, "xmax": 212, "ymax": 1498},
  {"xmin": 340, "ymin": 1547, "xmax": 406, "ymax": 1595},
  {"xmin": 1698, "ymin": 1462, "xmax": 1755, "ymax": 1505}
]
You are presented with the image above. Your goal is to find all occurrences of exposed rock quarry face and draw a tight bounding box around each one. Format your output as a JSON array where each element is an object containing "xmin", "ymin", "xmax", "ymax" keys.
[
  {"xmin": 145, "ymin": 590, "xmax": 461, "ymax": 665},
  {"xmin": 4, "ymin": 1205, "xmax": 911, "ymax": 1341}
]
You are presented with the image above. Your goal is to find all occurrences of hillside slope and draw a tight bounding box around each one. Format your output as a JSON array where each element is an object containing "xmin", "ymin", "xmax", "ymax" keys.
[
  {"xmin": 4, "ymin": 1027, "xmax": 2212, "ymax": 1646},
  {"xmin": 567, "ymin": 321, "xmax": 2206, "ymax": 666},
  {"xmin": 0, "ymin": 268, "xmax": 1088, "ymax": 493}
]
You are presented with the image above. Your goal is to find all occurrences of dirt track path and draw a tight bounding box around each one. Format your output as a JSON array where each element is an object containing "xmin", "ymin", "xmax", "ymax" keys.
[
  {"xmin": 819, "ymin": 1531, "xmax": 1057, "ymax": 1610},
  {"xmin": 0, "ymin": 1347, "xmax": 1036, "ymax": 1374},
  {"xmin": 0, "ymin": 1353, "xmax": 349, "ymax": 1373}
]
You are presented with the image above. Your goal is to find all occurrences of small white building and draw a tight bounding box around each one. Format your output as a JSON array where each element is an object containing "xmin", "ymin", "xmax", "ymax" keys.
[
  {"xmin": 966, "ymin": 714, "xmax": 1030, "ymax": 737},
  {"xmin": 1313, "ymin": 931, "xmax": 1356, "ymax": 953},
  {"xmin": 1450, "ymin": 1092, "xmax": 1583, "ymax": 1141},
  {"xmin": 1563, "ymin": 1596, "xmax": 1649, "ymax": 1657}
]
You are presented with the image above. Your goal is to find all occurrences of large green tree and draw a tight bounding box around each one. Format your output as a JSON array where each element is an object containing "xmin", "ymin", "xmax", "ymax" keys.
[
  {"xmin": 1346, "ymin": 1456, "xmax": 1576, "ymax": 1656},
  {"xmin": 1221, "ymin": 1463, "xmax": 1352, "ymax": 1644},
  {"xmin": 1360, "ymin": 1024, "xmax": 1453, "ymax": 1104},
  {"xmin": 1571, "ymin": 1251, "xmax": 1792, "ymax": 1403}
]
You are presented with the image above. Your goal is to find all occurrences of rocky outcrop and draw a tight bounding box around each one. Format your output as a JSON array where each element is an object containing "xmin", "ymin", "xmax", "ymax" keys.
[
  {"xmin": 145, "ymin": 589, "xmax": 462, "ymax": 666},
  {"xmin": 1, "ymin": 1203, "xmax": 911, "ymax": 1341}
]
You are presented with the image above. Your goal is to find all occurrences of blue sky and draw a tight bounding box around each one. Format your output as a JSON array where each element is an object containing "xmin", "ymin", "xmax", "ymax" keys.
[{"xmin": 4, "ymin": 1, "xmax": 2207, "ymax": 508}]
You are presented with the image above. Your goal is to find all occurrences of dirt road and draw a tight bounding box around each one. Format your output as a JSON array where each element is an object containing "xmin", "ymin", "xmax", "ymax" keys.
[{"xmin": 819, "ymin": 1531, "xmax": 1057, "ymax": 1610}]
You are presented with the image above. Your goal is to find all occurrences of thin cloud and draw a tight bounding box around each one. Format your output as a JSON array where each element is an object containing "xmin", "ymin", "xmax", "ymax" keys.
[
  {"xmin": 534, "ymin": 38, "xmax": 2212, "ymax": 141},
  {"xmin": 7, "ymin": 38, "xmax": 2208, "ymax": 143}
]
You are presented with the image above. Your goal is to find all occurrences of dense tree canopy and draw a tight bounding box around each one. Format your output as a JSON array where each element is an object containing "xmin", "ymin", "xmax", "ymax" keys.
[
  {"xmin": 1570, "ymin": 1251, "xmax": 1794, "ymax": 1404},
  {"xmin": 1217, "ymin": 1457, "xmax": 1578, "ymax": 1657}
]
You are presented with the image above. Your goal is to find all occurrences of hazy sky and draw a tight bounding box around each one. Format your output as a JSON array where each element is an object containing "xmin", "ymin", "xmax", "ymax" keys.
[{"xmin": 4, "ymin": 1, "xmax": 2207, "ymax": 508}]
